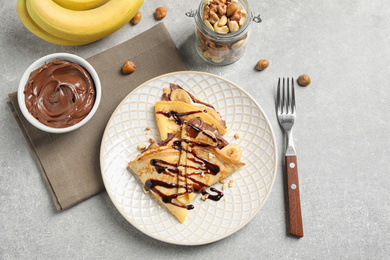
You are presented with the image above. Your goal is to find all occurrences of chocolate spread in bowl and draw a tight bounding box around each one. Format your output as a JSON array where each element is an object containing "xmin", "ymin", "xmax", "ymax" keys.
[{"xmin": 24, "ymin": 60, "xmax": 95, "ymax": 128}]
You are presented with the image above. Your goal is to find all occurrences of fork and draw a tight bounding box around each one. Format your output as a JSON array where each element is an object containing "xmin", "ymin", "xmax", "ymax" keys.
[{"xmin": 277, "ymin": 78, "xmax": 303, "ymax": 237}]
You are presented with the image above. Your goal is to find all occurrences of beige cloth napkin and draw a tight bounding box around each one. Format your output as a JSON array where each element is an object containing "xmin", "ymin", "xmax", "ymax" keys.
[{"xmin": 7, "ymin": 23, "xmax": 188, "ymax": 210}]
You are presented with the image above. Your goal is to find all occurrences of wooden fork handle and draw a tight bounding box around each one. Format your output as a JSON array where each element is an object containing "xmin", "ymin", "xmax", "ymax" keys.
[{"xmin": 285, "ymin": 155, "xmax": 303, "ymax": 237}]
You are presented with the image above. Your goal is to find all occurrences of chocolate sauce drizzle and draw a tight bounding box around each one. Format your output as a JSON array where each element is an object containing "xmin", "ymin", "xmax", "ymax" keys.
[
  {"xmin": 186, "ymin": 117, "xmax": 229, "ymax": 149},
  {"xmin": 201, "ymin": 187, "xmax": 224, "ymax": 201},
  {"xmin": 150, "ymin": 159, "xmax": 179, "ymax": 176},
  {"xmin": 172, "ymin": 140, "xmax": 220, "ymax": 175},
  {"xmin": 156, "ymin": 110, "xmax": 203, "ymax": 125},
  {"xmin": 169, "ymin": 84, "xmax": 226, "ymax": 127},
  {"xmin": 144, "ymin": 179, "xmax": 194, "ymax": 210},
  {"xmin": 170, "ymin": 84, "xmax": 216, "ymax": 110},
  {"xmin": 148, "ymin": 142, "xmax": 222, "ymax": 209}
]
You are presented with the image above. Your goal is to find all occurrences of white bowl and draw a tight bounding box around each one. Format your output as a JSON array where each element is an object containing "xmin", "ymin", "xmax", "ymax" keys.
[{"xmin": 17, "ymin": 53, "xmax": 101, "ymax": 134}]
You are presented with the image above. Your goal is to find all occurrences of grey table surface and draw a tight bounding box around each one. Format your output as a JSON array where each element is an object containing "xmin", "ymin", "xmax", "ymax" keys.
[{"xmin": 1, "ymin": 0, "xmax": 390, "ymax": 259}]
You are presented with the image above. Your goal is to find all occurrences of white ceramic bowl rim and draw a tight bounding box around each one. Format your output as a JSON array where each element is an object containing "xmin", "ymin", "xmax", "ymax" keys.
[{"xmin": 17, "ymin": 53, "xmax": 101, "ymax": 134}]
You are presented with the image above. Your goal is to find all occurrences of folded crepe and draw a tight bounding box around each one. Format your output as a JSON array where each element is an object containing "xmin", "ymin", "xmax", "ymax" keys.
[
  {"xmin": 176, "ymin": 117, "xmax": 245, "ymax": 205},
  {"xmin": 155, "ymin": 83, "xmax": 227, "ymax": 140},
  {"xmin": 127, "ymin": 138, "xmax": 189, "ymax": 223},
  {"xmin": 127, "ymin": 84, "xmax": 244, "ymax": 223}
]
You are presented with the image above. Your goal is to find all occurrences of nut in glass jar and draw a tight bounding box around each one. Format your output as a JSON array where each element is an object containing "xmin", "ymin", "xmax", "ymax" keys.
[{"xmin": 195, "ymin": 0, "xmax": 252, "ymax": 65}]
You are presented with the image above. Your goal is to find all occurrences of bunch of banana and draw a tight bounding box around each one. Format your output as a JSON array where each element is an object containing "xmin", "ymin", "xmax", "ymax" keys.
[{"xmin": 16, "ymin": 0, "xmax": 144, "ymax": 46}]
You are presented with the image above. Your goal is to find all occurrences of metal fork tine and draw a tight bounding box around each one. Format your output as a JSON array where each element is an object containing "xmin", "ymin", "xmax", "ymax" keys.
[
  {"xmin": 292, "ymin": 78, "xmax": 296, "ymax": 114},
  {"xmin": 277, "ymin": 78, "xmax": 281, "ymax": 114},
  {"xmin": 286, "ymin": 78, "xmax": 290, "ymax": 114},
  {"xmin": 282, "ymin": 78, "xmax": 285, "ymax": 114}
]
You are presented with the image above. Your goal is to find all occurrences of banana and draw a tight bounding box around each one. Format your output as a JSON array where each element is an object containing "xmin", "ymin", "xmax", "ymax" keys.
[
  {"xmin": 52, "ymin": 0, "xmax": 109, "ymax": 11},
  {"xmin": 170, "ymin": 89, "xmax": 192, "ymax": 103},
  {"xmin": 26, "ymin": 0, "xmax": 144, "ymax": 42},
  {"xmin": 16, "ymin": 0, "xmax": 91, "ymax": 46},
  {"xmin": 220, "ymin": 143, "xmax": 242, "ymax": 161}
]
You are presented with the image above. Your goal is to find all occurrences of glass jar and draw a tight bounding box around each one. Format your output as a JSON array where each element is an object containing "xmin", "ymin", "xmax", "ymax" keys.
[{"xmin": 195, "ymin": 0, "xmax": 253, "ymax": 65}]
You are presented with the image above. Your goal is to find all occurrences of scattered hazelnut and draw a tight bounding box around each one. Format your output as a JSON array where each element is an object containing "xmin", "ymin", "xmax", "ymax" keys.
[
  {"xmin": 122, "ymin": 61, "xmax": 136, "ymax": 74},
  {"xmin": 144, "ymin": 127, "xmax": 151, "ymax": 131},
  {"xmin": 131, "ymin": 11, "xmax": 142, "ymax": 25},
  {"xmin": 149, "ymin": 138, "xmax": 155, "ymax": 143},
  {"xmin": 220, "ymin": 180, "xmax": 226, "ymax": 184},
  {"xmin": 255, "ymin": 59, "xmax": 269, "ymax": 71},
  {"xmin": 155, "ymin": 7, "xmax": 167, "ymax": 20},
  {"xmin": 228, "ymin": 179, "xmax": 234, "ymax": 187},
  {"xmin": 298, "ymin": 74, "xmax": 311, "ymax": 86},
  {"xmin": 234, "ymin": 132, "xmax": 241, "ymax": 139}
]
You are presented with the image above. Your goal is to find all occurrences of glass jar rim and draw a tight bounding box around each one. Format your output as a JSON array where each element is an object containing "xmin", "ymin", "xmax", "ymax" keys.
[{"xmin": 196, "ymin": 0, "xmax": 252, "ymax": 39}]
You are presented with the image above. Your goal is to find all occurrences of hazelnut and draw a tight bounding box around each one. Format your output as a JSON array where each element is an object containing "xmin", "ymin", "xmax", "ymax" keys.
[
  {"xmin": 131, "ymin": 11, "xmax": 142, "ymax": 25},
  {"xmin": 155, "ymin": 7, "xmax": 167, "ymax": 20},
  {"xmin": 230, "ymin": 12, "xmax": 241, "ymax": 22},
  {"xmin": 227, "ymin": 2, "xmax": 239, "ymax": 16},
  {"xmin": 122, "ymin": 61, "xmax": 136, "ymax": 74},
  {"xmin": 255, "ymin": 59, "xmax": 269, "ymax": 71},
  {"xmin": 298, "ymin": 74, "xmax": 311, "ymax": 86}
]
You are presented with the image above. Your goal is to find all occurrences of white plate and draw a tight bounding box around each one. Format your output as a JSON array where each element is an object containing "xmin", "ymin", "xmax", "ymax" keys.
[{"xmin": 100, "ymin": 71, "xmax": 277, "ymax": 245}]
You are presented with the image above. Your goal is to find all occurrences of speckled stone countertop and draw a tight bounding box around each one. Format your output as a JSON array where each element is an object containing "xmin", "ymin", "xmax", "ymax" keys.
[{"xmin": 1, "ymin": 0, "xmax": 389, "ymax": 259}]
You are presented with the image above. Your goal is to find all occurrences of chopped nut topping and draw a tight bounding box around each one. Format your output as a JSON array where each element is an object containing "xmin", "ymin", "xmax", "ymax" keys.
[
  {"xmin": 201, "ymin": 193, "xmax": 209, "ymax": 201},
  {"xmin": 234, "ymin": 132, "xmax": 241, "ymax": 139},
  {"xmin": 220, "ymin": 180, "xmax": 226, "ymax": 184},
  {"xmin": 163, "ymin": 87, "xmax": 171, "ymax": 94},
  {"xmin": 149, "ymin": 138, "xmax": 155, "ymax": 143},
  {"xmin": 137, "ymin": 144, "xmax": 146, "ymax": 150},
  {"xmin": 208, "ymin": 152, "xmax": 215, "ymax": 160},
  {"xmin": 228, "ymin": 179, "xmax": 234, "ymax": 187},
  {"xmin": 144, "ymin": 126, "xmax": 151, "ymax": 131},
  {"xmin": 222, "ymin": 183, "xmax": 228, "ymax": 190}
]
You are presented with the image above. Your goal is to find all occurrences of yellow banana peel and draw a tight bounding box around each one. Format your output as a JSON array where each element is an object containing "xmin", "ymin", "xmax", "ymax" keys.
[
  {"xmin": 16, "ymin": 0, "xmax": 92, "ymax": 46},
  {"xmin": 19, "ymin": 0, "xmax": 143, "ymax": 45},
  {"xmin": 52, "ymin": 0, "xmax": 109, "ymax": 11}
]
